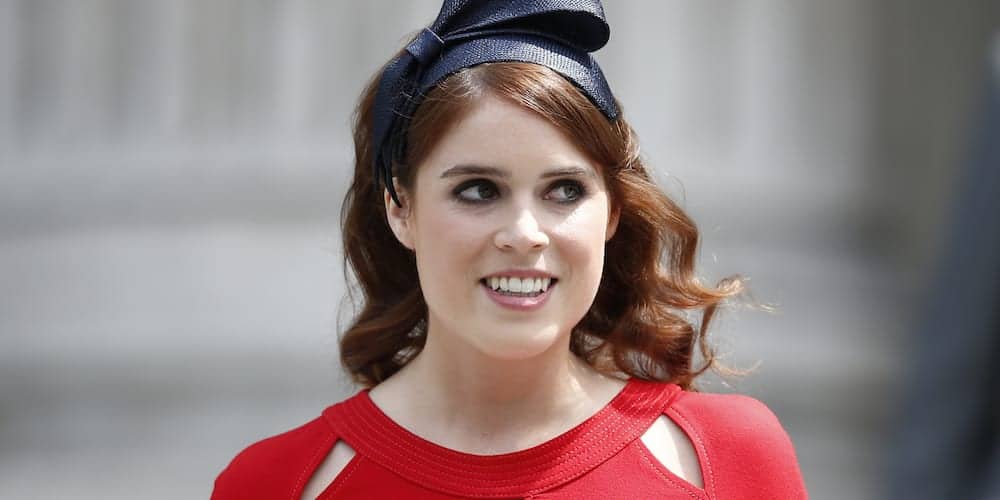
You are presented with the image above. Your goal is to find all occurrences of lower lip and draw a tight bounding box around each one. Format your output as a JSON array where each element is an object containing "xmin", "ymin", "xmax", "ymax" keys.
[{"xmin": 481, "ymin": 281, "xmax": 555, "ymax": 311}]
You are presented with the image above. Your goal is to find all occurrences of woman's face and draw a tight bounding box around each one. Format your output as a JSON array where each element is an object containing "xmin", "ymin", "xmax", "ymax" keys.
[{"xmin": 386, "ymin": 94, "xmax": 618, "ymax": 361}]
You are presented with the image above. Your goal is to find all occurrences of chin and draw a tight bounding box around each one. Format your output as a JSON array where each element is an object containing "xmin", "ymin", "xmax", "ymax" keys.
[{"xmin": 469, "ymin": 323, "xmax": 565, "ymax": 361}]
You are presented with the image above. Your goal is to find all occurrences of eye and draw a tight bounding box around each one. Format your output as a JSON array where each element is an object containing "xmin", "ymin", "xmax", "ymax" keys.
[
  {"xmin": 546, "ymin": 180, "xmax": 587, "ymax": 204},
  {"xmin": 454, "ymin": 179, "xmax": 499, "ymax": 204}
]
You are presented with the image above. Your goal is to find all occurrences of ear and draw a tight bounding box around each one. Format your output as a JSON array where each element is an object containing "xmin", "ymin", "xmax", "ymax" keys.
[
  {"xmin": 384, "ymin": 179, "xmax": 415, "ymax": 250},
  {"xmin": 606, "ymin": 205, "xmax": 620, "ymax": 242}
]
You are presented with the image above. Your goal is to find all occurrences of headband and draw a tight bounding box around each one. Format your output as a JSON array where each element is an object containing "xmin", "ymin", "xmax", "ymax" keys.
[{"xmin": 371, "ymin": 0, "xmax": 619, "ymax": 207}]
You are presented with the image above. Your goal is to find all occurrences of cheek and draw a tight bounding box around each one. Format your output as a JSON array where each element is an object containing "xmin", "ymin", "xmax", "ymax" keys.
[
  {"xmin": 412, "ymin": 207, "xmax": 487, "ymax": 285},
  {"xmin": 552, "ymin": 204, "xmax": 611, "ymax": 281}
]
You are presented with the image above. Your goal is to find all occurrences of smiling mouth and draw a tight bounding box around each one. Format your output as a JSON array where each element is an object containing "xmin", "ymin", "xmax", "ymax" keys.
[{"xmin": 479, "ymin": 277, "xmax": 558, "ymax": 297}]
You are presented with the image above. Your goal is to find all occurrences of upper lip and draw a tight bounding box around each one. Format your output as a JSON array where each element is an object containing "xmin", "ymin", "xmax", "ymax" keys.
[{"xmin": 481, "ymin": 269, "xmax": 557, "ymax": 280}]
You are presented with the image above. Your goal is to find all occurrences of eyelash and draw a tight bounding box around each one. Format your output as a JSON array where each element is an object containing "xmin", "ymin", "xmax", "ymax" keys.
[{"xmin": 452, "ymin": 179, "xmax": 588, "ymax": 205}]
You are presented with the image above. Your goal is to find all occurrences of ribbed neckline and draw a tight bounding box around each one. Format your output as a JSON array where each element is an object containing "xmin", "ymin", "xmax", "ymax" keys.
[{"xmin": 323, "ymin": 378, "xmax": 681, "ymax": 498}]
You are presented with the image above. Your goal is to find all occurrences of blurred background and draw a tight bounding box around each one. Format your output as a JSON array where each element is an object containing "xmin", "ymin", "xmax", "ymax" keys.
[{"xmin": 1, "ymin": 1, "xmax": 998, "ymax": 499}]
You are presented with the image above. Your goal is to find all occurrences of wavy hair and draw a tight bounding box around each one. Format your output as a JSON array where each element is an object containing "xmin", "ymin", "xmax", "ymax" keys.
[{"xmin": 339, "ymin": 58, "xmax": 743, "ymax": 390}]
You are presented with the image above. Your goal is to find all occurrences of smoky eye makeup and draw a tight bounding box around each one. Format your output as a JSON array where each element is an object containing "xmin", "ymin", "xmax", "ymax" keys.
[
  {"xmin": 451, "ymin": 177, "xmax": 591, "ymax": 205},
  {"xmin": 544, "ymin": 179, "xmax": 588, "ymax": 204},
  {"xmin": 452, "ymin": 179, "xmax": 500, "ymax": 204}
]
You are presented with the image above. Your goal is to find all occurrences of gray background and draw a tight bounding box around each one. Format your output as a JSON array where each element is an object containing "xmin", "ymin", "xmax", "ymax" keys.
[{"xmin": 1, "ymin": 1, "xmax": 998, "ymax": 498}]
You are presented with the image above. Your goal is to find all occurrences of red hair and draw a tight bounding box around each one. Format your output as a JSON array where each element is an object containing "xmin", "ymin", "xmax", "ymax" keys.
[{"xmin": 339, "ymin": 59, "xmax": 743, "ymax": 390}]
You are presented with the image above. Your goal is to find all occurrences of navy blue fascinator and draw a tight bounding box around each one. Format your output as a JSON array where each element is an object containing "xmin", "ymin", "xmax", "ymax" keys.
[{"xmin": 372, "ymin": 0, "xmax": 619, "ymax": 207}]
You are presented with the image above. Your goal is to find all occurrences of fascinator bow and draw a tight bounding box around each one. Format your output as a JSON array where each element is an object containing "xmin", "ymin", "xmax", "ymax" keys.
[{"xmin": 371, "ymin": 0, "xmax": 619, "ymax": 207}]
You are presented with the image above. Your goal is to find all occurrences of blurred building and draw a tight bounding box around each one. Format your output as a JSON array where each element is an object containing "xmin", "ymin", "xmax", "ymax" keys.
[
  {"xmin": 1, "ymin": 2, "xmax": 997, "ymax": 498},
  {"xmin": 887, "ymin": 32, "xmax": 1000, "ymax": 500}
]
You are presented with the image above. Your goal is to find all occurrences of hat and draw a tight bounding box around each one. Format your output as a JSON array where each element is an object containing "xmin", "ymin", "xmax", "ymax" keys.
[{"xmin": 371, "ymin": 0, "xmax": 619, "ymax": 207}]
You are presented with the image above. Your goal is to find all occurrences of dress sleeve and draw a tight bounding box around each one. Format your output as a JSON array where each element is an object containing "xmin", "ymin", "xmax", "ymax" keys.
[
  {"xmin": 666, "ymin": 391, "xmax": 808, "ymax": 499},
  {"xmin": 211, "ymin": 417, "xmax": 338, "ymax": 500}
]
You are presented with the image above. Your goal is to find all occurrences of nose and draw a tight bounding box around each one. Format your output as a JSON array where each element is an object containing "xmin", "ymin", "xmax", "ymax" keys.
[{"xmin": 494, "ymin": 206, "xmax": 550, "ymax": 253}]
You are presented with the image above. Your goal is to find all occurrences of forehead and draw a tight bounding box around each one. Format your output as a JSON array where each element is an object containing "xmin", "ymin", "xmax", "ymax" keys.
[{"xmin": 416, "ymin": 95, "xmax": 599, "ymax": 178}]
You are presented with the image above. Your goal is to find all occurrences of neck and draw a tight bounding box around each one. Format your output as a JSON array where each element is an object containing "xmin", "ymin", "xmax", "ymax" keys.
[{"xmin": 369, "ymin": 324, "xmax": 625, "ymax": 454}]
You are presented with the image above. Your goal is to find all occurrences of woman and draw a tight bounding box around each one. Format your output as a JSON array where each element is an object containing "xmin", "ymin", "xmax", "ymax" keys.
[{"xmin": 213, "ymin": 1, "xmax": 807, "ymax": 498}]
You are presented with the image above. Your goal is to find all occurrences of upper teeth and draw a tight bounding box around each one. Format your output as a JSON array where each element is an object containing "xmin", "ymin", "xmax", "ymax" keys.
[{"xmin": 487, "ymin": 276, "xmax": 551, "ymax": 293}]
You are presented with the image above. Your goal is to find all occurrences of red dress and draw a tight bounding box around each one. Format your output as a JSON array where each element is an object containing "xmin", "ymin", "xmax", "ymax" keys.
[{"xmin": 212, "ymin": 379, "xmax": 807, "ymax": 499}]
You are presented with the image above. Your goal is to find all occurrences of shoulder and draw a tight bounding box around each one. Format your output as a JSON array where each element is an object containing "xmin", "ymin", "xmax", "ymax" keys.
[
  {"xmin": 211, "ymin": 413, "xmax": 337, "ymax": 500},
  {"xmin": 668, "ymin": 390, "xmax": 808, "ymax": 498},
  {"xmin": 670, "ymin": 390, "xmax": 789, "ymax": 444}
]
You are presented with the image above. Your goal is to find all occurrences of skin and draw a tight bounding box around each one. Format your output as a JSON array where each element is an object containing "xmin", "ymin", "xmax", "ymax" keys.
[
  {"xmin": 373, "ymin": 93, "xmax": 625, "ymax": 454},
  {"xmin": 302, "ymin": 94, "xmax": 705, "ymax": 498}
]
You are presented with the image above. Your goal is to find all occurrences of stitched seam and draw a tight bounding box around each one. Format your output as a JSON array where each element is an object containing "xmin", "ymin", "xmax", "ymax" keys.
[
  {"xmin": 336, "ymin": 382, "xmax": 680, "ymax": 497},
  {"xmin": 666, "ymin": 405, "xmax": 716, "ymax": 499},
  {"xmin": 292, "ymin": 433, "xmax": 337, "ymax": 500},
  {"xmin": 349, "ymin": 398, "xmax": 628, "ymax": 493},
  {"xmin": 348, "ymin": 392, "xmax": 638, "ymax": 482},
  {"xmin": 348, "ymin": 387, "xmax": 660, "ymax": 496},
  {"xmin": 524, "ymin": 386, "xmax": 681, "ymax": 497},
  {"xmin": 358, "ymin": 388, "xmax": 639, "ymax": 467},
  {"xmin": 317, "ymin": 455, "xmax": 362, "ymax": 500},
  {"xmin": 634, "ymin": 440, "xmax": 707, "ymax": 499}
]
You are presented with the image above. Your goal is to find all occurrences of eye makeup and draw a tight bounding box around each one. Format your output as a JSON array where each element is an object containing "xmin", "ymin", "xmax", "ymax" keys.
[
  {"xmin": 450, "ymin": 178, "xmax": 589, "ymax": 205},
  {"xmin": 453, "ymin": 179, "xmax": 500, "ymax": 204}
]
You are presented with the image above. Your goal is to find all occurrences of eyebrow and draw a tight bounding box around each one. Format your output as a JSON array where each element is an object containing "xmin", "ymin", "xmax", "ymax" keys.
[{"xmin": 439, "ymin": 164, "xmax": 597, "ymax": 180}]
